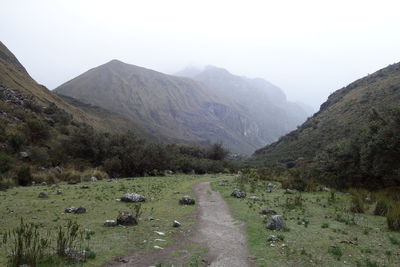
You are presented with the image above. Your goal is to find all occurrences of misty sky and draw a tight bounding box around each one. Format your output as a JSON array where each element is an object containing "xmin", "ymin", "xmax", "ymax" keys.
[{"xmin": 1, "ymin": 0, "xmax": 400, "ymax": 109}]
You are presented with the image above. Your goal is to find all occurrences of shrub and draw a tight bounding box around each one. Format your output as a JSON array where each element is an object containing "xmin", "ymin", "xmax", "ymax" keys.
[
  {"xmin": 328, "ymin": 246, "xmax": 343, "ymax": 261},
  {"xmin": 26, "ymin": 119, "xmax": 50, "ymax": 143},
  {"xmin": 0, "ymin": 152, "xmax": 13, "ymax": 173},
  {"xmin": 387, "ymin": 204, "xmax": 400, "ymax": 231},
  {"xmin": 374, "ymin": 198, "xmax": 391, "ymax": 216},
  {"xmin": 29, "ymin": 147, "xmax": 50, "ymax": 166},
  {"xmin": 2, "ymin": 218, "xmax": 51, "ymax": 266},
  {"xmin": 350, "ymin": 195, "xmax": 365, "ymax": 213},
  {"xmin": 8, "ymin": 134, "xmax": 26, "ymax": 152},
  {"xmin": 16, "ymin": 167, "xmax": 33, "ymax": 186}
]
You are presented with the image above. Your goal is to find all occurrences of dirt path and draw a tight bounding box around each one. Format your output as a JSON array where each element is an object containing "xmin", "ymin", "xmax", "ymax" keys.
[
  {"xmin": 104, "ymin": 180, "xmax": 254, "ymax": 267},
  {"xmin": 193, "ymin": 181, "xmax": 254, "ymax": 267}
]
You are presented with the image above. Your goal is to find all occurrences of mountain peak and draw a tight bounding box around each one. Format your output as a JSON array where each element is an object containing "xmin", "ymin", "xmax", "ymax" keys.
[{"xmin": 0, "ymin": 41, "xmax": 28, "ymax": 74}]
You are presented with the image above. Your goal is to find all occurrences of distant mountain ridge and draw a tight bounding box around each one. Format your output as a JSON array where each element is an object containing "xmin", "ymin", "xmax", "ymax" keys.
[
  {"xmin": 176, "ymin": 65, "xmax": 312, "ymax": 146},
  {"xmin": 56, "ymin": 61, "xmax": 311, "ymax": 154}
]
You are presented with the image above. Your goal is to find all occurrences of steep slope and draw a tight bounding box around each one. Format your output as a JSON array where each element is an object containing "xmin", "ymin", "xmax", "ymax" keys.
[
  {"xmin": 251, "ymin": 62, "xmax": 400, "ymax": 166},
  {"xmin": 0, "ymin": 41, "xmax": 145, "ymax": 135},
  {"xmin": 55, "ymin": 60, "xmax": 262, "ymax": 154},
  {"xmin": 176, "ymin": 66, "xmax": 312, "ymax": 145}
]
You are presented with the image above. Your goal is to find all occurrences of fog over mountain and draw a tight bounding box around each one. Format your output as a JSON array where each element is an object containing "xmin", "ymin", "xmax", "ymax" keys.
[{"xmin": 1, "ymin": 0, "xmax": 400, "ymax": 109}]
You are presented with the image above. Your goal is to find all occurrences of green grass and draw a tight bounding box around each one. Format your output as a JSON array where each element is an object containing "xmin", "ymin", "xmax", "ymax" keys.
[
  {"xmin": 0, "ymin": 174, "xmax": 219, "ymax": 266},
  {"xmin": 212, "ymin": 179, "xmax": 400, "ymax": 266}
]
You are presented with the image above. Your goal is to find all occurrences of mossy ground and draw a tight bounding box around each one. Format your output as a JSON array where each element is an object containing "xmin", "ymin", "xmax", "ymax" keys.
[
  {"xmin": 0, "ymin": 174, "xmax": 217, "ymax": 266},
  {"xmin": 212, "ymin": 179, "xmax": 400, "ymax": 267}
]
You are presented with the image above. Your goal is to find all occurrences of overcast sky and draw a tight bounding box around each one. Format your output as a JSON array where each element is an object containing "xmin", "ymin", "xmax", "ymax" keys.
[{"xmin": 1, "ymin": 0, "xmax": 400, "ymax": 109}]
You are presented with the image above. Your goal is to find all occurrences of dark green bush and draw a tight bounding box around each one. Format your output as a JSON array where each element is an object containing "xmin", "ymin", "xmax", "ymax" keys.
[
  {"xmin": 16, "ymin": 167, "xmax": 33, "ymax": 186},
  {"xmin": 387, "ymin": 204, "xmax": 400, "ymax": 231},
  {"xmin": 29, "ymin": 147, "xmax": 50, "ymax": 166},
  {"xmin": 0, "ymin": 152, "xmax": 13, "ymax": 173},
  {"xmin": 26, "ymin": 119, "xmax": 50, "ymax": 143}
]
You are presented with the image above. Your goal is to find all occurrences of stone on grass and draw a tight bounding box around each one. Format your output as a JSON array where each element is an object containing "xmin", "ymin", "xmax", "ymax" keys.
[
  {"xmin": 154, "ymin": 245, "xmax": 164, "ymax": 249},
  {"xmin": 104, "ymin": 220, "xmax": 117, "ymax": 227},
  {"xmin": 172, "ymin": 220, "xmax": 181, "ymax": 227},
  {"xmin": 65, "ymin": 206, "xmax": 86, "ymax": 214},
  {"xmin": 322, "ymin": 187, "xmax": 331, "ymax": 192},
  {"xmin": 19, "ymin": 151, "xmax": 29, "ymax": 159},
  {"xmin": 38, "ymin": 192, "xmax": 48, "ymax": 198},
  {"xmin": 248, "ymin": 196, "xmax": 262, "ymax": 201},
  {"xmin": 267, "ymin": 235, "xmax": 280, "ymax": 242},
  {"xmin": 266, "ymin": 215, "xmax": 287, "ymax": 230},
  {"xmin": 154, "ymin": 231, "xmax": 165, "ymax": 236},
  {"xmin": 90, "ymin": 177, "xmax": 98, "ymax": 182},
  {"xmin": 57, "ymin": 189, "xmax": 63, "ymax": 195},
  {"xmin": 179, "ymin": 195, "xmax": 195, "ymax": 205},
  {"xmin": 116, "ymin": 212, "xmax": 137, "ymax": 226},
  {"xmin": 121, "ymin": 193, "xmax": 146, "ymax": 203},
  {"xmin": 80, "ymin": 185, "xmax": 90, "ymax": 189},
  {"xmin": 260, "ymin": 209, "xmax": 277, "ymax": 215},
  {"xmin": 67, "ymin": 180, "xmax": 79, "ymax": 185},
  {"xmin": 231, "ymin": 189, "xmax": 246, "ymax": 198},
  {"xmin": 285, "ymin": 189, "xmax": 298, "ymax": 194}
]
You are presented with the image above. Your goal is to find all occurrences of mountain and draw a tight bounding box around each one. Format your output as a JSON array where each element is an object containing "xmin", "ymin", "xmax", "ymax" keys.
[
  {"xmin": 55, "ymin": 60, "xmax": 267, "ymax": 154},
  {"xmin": 0, "ymin": 41, "xmax": 145, "ymax": 135},
  {"xmin": 251, "ymin": 62, "xmax": 400, "ymax": 167},
  {"xmin": 176, "ymin": 65, "xmax": 312, "ymax": 145}
]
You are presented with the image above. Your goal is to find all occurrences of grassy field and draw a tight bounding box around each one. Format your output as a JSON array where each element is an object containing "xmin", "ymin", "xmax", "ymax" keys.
[
  {"xmin": 212, "ymin": 179, "xmax": 400, "ymax": 267},
  {"xmin": 0, "ymin": 174, "xmax": 216, "ymax": 266}
]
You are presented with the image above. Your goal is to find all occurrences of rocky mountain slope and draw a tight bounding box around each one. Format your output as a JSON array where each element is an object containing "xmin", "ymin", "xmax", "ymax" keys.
[
  {"xmin": 0, "ymin": 41, "xmax": 145, "ymax": 135},
  {"xmin": 176, "ymin": 65, "xmax": 312, "ymax": 145},
  {"xmin": 251, "ymin": 62, "xmax": 400, "ymax": 166}
]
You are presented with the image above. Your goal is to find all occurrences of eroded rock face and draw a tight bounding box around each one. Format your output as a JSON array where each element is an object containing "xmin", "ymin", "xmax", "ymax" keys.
[
  {"xmin": 231, "ymin": 189, "xmax": 246, "ymax": 198},
  {"xmin": 266, "ymin": 215, "xmax": 287, "ymax": 230},
  {"xmin": 120, "ymin": 193, "xmax": 146, "ymax": 203},
  {"xmin": 116, "ymin": 213, "xmax": 137, "ymax": 226},
  {"xmin": 179, "ymin": 195, "xmax": 195, "ymax": 205}
]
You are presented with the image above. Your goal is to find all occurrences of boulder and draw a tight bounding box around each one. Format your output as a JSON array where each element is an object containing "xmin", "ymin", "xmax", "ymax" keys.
[
  {"xmin": 19, "ymin": 151, "xmax": 29, "ymax": 159},
  {"xmin": 260, "ymin": 209, "xmax": 277, "ymax": 215},
  {"xmin": 179, "ymin": 195, "xmax": 195, "ymax": 205},
  {"xmin": 285, "ymin": 189, "xmax": 298, "ymax": 194},
  {"xmin": 231, "ymin": 189, "xmax": 246, "ymax": 198},
  {"xmin": 56, "ymin": 189, "xmax": 63, "ymax": 195},
  {"xmin": 266, "ymin": 215, "xmax": 287, "ymax": 230},
  {"xmin": 104, "ymin": 220, "xmax": 117, "ymax": 227},
  {"xmin": 116, "ymin": 212, "xmax": 137, "ymax": 226},
  {"xmin": 38, "ymin": 192, "xmax": 48, "ymax": 198},
  {"xmin": 172, "ymin": 220, "xmax": 181, "ymax": 227},
  {"xmin": 322, "ymin": 187, "xmax": 331, "ymax": 192},
  {"xmin": 75, "ymin": 206, "xmax": 86, "ymax": 214},
  {"xmin": 65, "ymin": 206, "xmax": 86, "ymax": 214},
  {"xmin": 248, "ymin": 196, "xmax": 262, "ymax": 201},
  {"xmin": 267, "ymin": 235, "xmax": 280, "ymax": 242},
  {"xmin": 121, "ymin": 193, "xmax": 146, "ymax": 202},
  {"xmin": 90, "ymin": 177, "xmax": 98, "ymax": 182}
]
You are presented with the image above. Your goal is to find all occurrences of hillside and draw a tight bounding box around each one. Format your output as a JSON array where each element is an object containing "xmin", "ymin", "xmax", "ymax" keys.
[
  {"xmin": 251, "ymin": 62, "xmax": 400, "ymax": 167},
  {"xmin": 0, "ymin": 41, "xmax": 144, "ymax": 135},
  {"xmin": 55, "ymin": 60, "xmax": 270, "ymax": 154},
  {"xmin": 176, "ymin": 65, "xmax": 312, "ymax": 146}
]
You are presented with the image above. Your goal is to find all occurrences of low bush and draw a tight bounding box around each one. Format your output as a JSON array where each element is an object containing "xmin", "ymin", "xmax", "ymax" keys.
[
  {"xmin": 387, "ymin": 204, "xmax": 400, "ymax": 231},
  {"xmin": 374, "ymin": 198, "xmax": 392, "ymax": 216},
  {"xmin": 0, "ymin": 152, "xmax": 13, "ymax": 173},
  {"xmin": 16, "ymin": 167, "xmax": 33, "ymax": 186}
]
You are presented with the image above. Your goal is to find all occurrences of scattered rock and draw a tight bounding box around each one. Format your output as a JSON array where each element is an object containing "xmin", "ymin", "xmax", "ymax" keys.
[
  {"xmin": 38, "ymin": 192, "xmax": 48, "ymax": 198},
  {"xmin": 166, "ymin": 170, "xmax": 174, "ymax": 175},
  {"xmin": 80, "ymin": 185, "xmax": 90, "ymax": 189},
  {"xmin": 41, "ymin": 182, "xmax": 47, "ymax": 186},
  {"xmin": 155, "ymin": 238, "xmax": 166, "ymax": 242},
  {"xmin": 231, "ymin": 189, "xmax": 246, "ymax": 198},
  {"xmin": 266, "ymin": 215, "xmax": 287, "ymax": 230},
  {"xmin": 153, "ymin": 245, "xmax": 164, "ymax": 249},
  {"xmin": 222, "ymin": 179, "xmax": 229, "ymax": 183},
  {"xmin": 154, "ymin": 231, "xmax": 165, "ymax": 236},
  {"xmin": 285, "ymin": 189, "xmax": 298, "ymax": 194},
  {"xmin": 19, "ymin": 151, "xmax": 29, "ymax": 159},
  {"xmin": 67, "ymin": 181, "xmax": 79, "ymax": 185},
  {"xmin": 322, "ymin": 187, "xmax": 331, "ymax": 192},
  {"xmin": 90, "ymin": 177, "xmax": 98, "ymax": 182},
  {"xmin": 65, "ymin": 206, "xmax": 86, "ymax": 214},
  {"xmin": 75, "ymin": 207, "xmax": 86, "ymax": 214},
  {"xmin": 121, "ymin": 193, "xmax": 146, "ymax": 203},
  {"xmin": 51, "ymin": 184, "xmax": 57, "ymax": 188},
  {"xmin": 260, "ymin": 209, "xmax": 277, "ymax": 215},
  {"xmin": 179, "ymin": 195, "xmax": 195, "ymax": 205},
  {"xmin": 173, "ymin": 191, "xmax": 180, "ymax": 194},
  {"xmin": 219, "ymin": 182, "xmax": 227, "ymax": 186},
  {"xmin": 172, "ymin": 220, "xmax": 181, "ymax": 227},
  {"xmin": 54, "ymin": 166, "xmax": 62, "ymax": 173},
  {"xmin": 104, "ymin": 220, "xmax": 117, "ymax": 227},
  {"xmin": 147, "ymin": 216, "xmax": 155, "ymax": 221},
  {"xmin": 56, "ymin": 189, "xmax": 63, "ymax": 195},
  {"xmin": 116, "ymin": 212, "xmax": 137, "ymax": 226},
  {"xmin": 267, "ymin": 235, "xmax": 280, "ymax": 242},
  {"xmin": 248, "ymin": 196, "xmax": 262, "ymax": 201}
]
